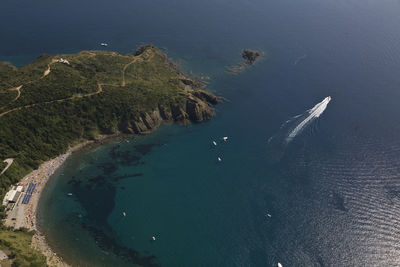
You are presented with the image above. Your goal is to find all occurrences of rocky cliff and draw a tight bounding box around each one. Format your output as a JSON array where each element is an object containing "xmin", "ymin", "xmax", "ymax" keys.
[{"xmin": 121, "ymin": 89, "xmax": 221, "ymax": 134}]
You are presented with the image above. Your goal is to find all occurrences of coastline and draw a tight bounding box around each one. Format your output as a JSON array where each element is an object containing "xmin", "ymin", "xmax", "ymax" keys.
[
  {"xmin": 12, "ymin": 135, "xmax": 121, "ymax": 266},
  {"xmin": 25, "ymin": 141, "xmax": 91, "ymax": 267}
]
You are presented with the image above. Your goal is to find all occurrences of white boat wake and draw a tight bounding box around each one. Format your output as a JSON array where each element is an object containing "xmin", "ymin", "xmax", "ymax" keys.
[
  {"xmin": 286, "ymin": 96, "xmax": 331, "ymax": 143},
  {"xmin": 293, "ymin": 54, "xmax": 307, "ymax": 65},
  {"xmin": 266, "ymin": 97, "xmax": 331, "ymax": 162}
]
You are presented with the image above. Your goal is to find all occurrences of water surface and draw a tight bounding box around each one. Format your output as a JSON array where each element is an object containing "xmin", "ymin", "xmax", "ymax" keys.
[{"xmin": 3, "ymin": 0, "xmax": 400, "ymax": 265}]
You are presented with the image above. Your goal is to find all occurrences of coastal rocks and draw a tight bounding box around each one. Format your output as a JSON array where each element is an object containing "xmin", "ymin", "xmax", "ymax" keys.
[
  {"xmin": 131, "ymin": 118, "xmax": 148, "ymax": 133},
  {"xmin": 31, "ymin": 233, "xmax": 71, "ymax": 267},
  {"xmin": 120, "ymin": 89, "xmax": 220, "ymax": 134},
  {"xmin": 170, "ymin": 103, "xmax": 189, "ymax": 122},
  {"xmin": 241, "ymin": 49, "xmax": 263, "ymax": 65},
  {"xmin": 179, "ymin": 77, "xmax": 205, "ymax": 90},
  {"xmin": 171, "ymin": 90, "xmax": 218, "ymax": 123},
  {"xmin": 185, "ymin": 95, "xmax": 213, "ymax": 122},
  {"xmin": 229, "ymin": 48, "xmax": 264, "ymax": 73},
  {"xmin": 191, "ymin": 89, "xmax": 220, "ymax": 105},
  {"xmin": 158, "ymin": 104, "xmax": 173, "ymax": 120}
]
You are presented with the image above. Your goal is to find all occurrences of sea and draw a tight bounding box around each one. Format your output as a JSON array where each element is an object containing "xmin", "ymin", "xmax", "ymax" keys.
[{"xmin": 2, "ymin": 0, "xmax": 400, "ymax": 266}]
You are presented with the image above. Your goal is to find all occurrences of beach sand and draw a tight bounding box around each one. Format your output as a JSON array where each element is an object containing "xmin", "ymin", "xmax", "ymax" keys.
[
  {"xmin": 21, "ymin": 142, "xmax": 91, "ymax": 266},
  {"xmin": 13, "ymin": 138, "xmax": 103, "ymax": 266},
  {"xmin": 4, "ymin": 134, "xmax": 122, "ymax": 266}
]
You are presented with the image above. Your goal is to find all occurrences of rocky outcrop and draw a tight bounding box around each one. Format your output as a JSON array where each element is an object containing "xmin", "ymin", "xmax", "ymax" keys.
[
  {"xmin": 241, "ymin": 49, "xmax": 263, "ymax": 65},
  {"xmin": 186, "ymin": 95, "xmax": 214, "ymax": 122},
  {"xmin": 229, "ymin": 49, "xmax": 264, "ymax": 73},
  {"xmin": 170, "ymin": 103, "xmax": 189, "ymax": 122},
  {"xmin": 191, "ymin": 89, "xmax": 220, "ymax": 105},
  {"xmin": 120, "ymin": 89, "xmax": 220, "ymax": 134},
  {"xmin": 158, "ymin": 104, "xmax": 173, "ymax": 120}
]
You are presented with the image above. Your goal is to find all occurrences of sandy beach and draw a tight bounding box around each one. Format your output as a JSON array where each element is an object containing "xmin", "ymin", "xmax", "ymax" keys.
[
  {"xmin": 4, "ymin": 139, "xmax": 104, "ymax": 266},
  {"xmin": 15, "ymin": 134, "xmax": 123, "ymax": 266},
  {"xmin": 20, "ymin": 142, "xmax": 93, "ymax": 266}
]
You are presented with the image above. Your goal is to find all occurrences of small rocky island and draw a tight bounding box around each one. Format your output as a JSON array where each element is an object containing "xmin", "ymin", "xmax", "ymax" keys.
[{"xmin": 230, "ymin": 49, "xmax": 264, "ymax": 73}]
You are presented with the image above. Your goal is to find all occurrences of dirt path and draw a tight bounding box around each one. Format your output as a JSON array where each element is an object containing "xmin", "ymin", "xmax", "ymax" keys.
[
  {"xmin": 0, "ymin": 158, "xmax": 14, "ymax": 175},
  {"xmin": 9, "ymin": 85, "xmax": 22, "ymax": 102},
  {"xmin": 1, "ymin": 57, "xmax": 55, "ymax": 107},
  {"xmin": 121, "ymin": 57, "xmax": 140, "ymax": 87},
  {"xmin": 121, "ymin": 52, "xmax": 154, "ymax": 87},
  {"xmin": 0, "ymin": 83, "xmax": 103, "ymax": 118},
  {"xmin": 0, "ymin": 52, "xmax": 152, "ymax": 118},
  {"xmin": 41, "ymin": 58, "xmax": 58, "ymax": 78}
]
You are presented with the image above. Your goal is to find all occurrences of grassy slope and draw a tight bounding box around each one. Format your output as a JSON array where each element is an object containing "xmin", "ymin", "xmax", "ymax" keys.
[{"xmin": 0, "ymin": 229, "xmax": 46, "ymax": 266}]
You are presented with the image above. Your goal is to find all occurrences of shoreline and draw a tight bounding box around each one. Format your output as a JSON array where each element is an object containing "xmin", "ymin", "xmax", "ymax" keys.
[
  {"xmin": 24, "ymin": 141, "xmax": 91, "ymax": 267},
  {"xmin": 8, "ymin": 134, "xmax": 122, "ymax": 266}
]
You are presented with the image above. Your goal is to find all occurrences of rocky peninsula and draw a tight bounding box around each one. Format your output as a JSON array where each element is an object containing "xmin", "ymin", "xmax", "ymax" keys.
[{"xmin": 0, "ymin": 44, "xmax": 220, "ymax": 266}]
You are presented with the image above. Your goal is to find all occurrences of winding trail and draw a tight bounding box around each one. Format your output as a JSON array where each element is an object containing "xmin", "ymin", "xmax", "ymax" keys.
[
  {"xmin": 9, "ymin": 85, "xmax": 22, "ymax": 102},
  {"xmin": 0, "ymin": 158, "xmax": 14, "ymax": 175},
  {"xmin": 41, "ymin": 58, "xmax": 58, "ymax": 78},
  {"xmin": 0, "ymin": 83, "xmax": 103, "ymax": 118},
  {"xmin": 121, "ymin": 57, "xmax": 140, "ymax": 87},
  {"xmin": 121, "ymin": 52, "xmax": 154, "ymax": 87},
  {"xmin": 0, "ymin": 51, "xmax": 151, "ymax": 118}
]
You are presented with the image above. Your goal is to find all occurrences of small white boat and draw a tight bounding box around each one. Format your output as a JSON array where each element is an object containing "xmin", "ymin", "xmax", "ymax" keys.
[
  {"xmin": 266, "ymin": 213, "xmax": 272, "ymax": 218},
  {"xmin": 67, "ymin": 193, "xmax": 73, "ymax": 196},
  {"xmin": 152, "ymin": 236, "xmax": 156, "ymax": 241},
  {"xmin": 217, "ymin": 157, "xmax": 222, "ymax": 162},
  {"xmin": 278, "ymin": 263, "xmax": 283, "ymax": 267},
  {"xmin": 212, "ymin": 141, "xmax": 217, "ymax": 146},
  {"xmin": 223, "ymin": 136, "xmax": 228, "ymax": 141},
  {"xmin": 122, "ymin": 212, "xmax": 126, "ymax": 217},
  {"xmin": 100, "ymin": 43, "xmax": 108, "ymax": 47}
]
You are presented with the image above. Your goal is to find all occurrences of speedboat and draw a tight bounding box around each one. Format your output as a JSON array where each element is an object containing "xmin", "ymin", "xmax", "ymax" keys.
[{"xmin": 100, "ymin": 43, "xmax": 108, "ymax": 47}]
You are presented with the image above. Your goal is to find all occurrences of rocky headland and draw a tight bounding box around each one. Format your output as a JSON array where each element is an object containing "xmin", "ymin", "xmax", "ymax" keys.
[{"xmin": 0, "ymin": 44, "xmax": 221, "ymax": 266}]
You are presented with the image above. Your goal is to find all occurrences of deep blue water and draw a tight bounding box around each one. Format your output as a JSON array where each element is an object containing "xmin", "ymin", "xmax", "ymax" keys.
[{"xmin": 3, "ymin": 0, "xmax": 400, "ymax": 265}]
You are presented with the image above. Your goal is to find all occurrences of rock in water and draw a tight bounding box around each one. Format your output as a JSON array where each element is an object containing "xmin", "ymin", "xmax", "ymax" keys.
[{"xmin": 241, "ymin": 49, "xmax": 263, "ymax": 65}]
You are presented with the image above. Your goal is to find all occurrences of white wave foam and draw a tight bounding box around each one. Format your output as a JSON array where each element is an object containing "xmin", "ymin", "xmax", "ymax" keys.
[
  {"xmin": 293, "ymin": 54, "xmax": 307, "ymax": 65},
  {"xmin": 286, "ymin": 96, "xmax": 331, "ymax": 142}
]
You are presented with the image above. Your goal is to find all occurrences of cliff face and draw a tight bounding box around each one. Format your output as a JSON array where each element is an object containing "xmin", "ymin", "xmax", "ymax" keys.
[{"xmin": 121, "ymin": 89, "xmax": 220, "ymax": 134}]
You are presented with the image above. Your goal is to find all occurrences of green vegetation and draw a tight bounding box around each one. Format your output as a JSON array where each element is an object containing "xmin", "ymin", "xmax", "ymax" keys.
[
  {"xmin": 0, "ymin": 228, "xmax": 47, "ymax": 266},
  {"xmin": 0, "ymin": 45, "xmax": 215, "ymax": 198},
  {"xmin": 0, "ymin": 45, "xmax": 218, "ymax": 265},
  {"xmin": 0, "ymin": 161, "xmax": 6, "ymax": 172}
]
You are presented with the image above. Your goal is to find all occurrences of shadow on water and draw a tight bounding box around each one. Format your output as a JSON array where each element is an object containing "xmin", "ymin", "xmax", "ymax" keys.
[
  {"xmin": 63, "ymin": 141, "xmax": 161, "ymax": 266},
  {"xmin": 81, "ymin": 223, "xmax": 160, "ymax": 267}
]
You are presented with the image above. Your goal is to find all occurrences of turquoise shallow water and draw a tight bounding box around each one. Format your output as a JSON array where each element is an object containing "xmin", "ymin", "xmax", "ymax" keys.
[{"xmin": 3, "ymin": 0, "xmax": 400, "ymax": 265}]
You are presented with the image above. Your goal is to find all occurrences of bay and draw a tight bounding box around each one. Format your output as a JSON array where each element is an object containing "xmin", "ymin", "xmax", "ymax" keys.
[{"xmin": 2, "ymin": 0, "xmax": 400, "ymax": 265}]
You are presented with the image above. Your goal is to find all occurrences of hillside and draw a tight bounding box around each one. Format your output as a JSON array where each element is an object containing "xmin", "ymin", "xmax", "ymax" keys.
[{"xmin": 0, "ymin": 44, "xmax": 219, "ymax": 200}]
